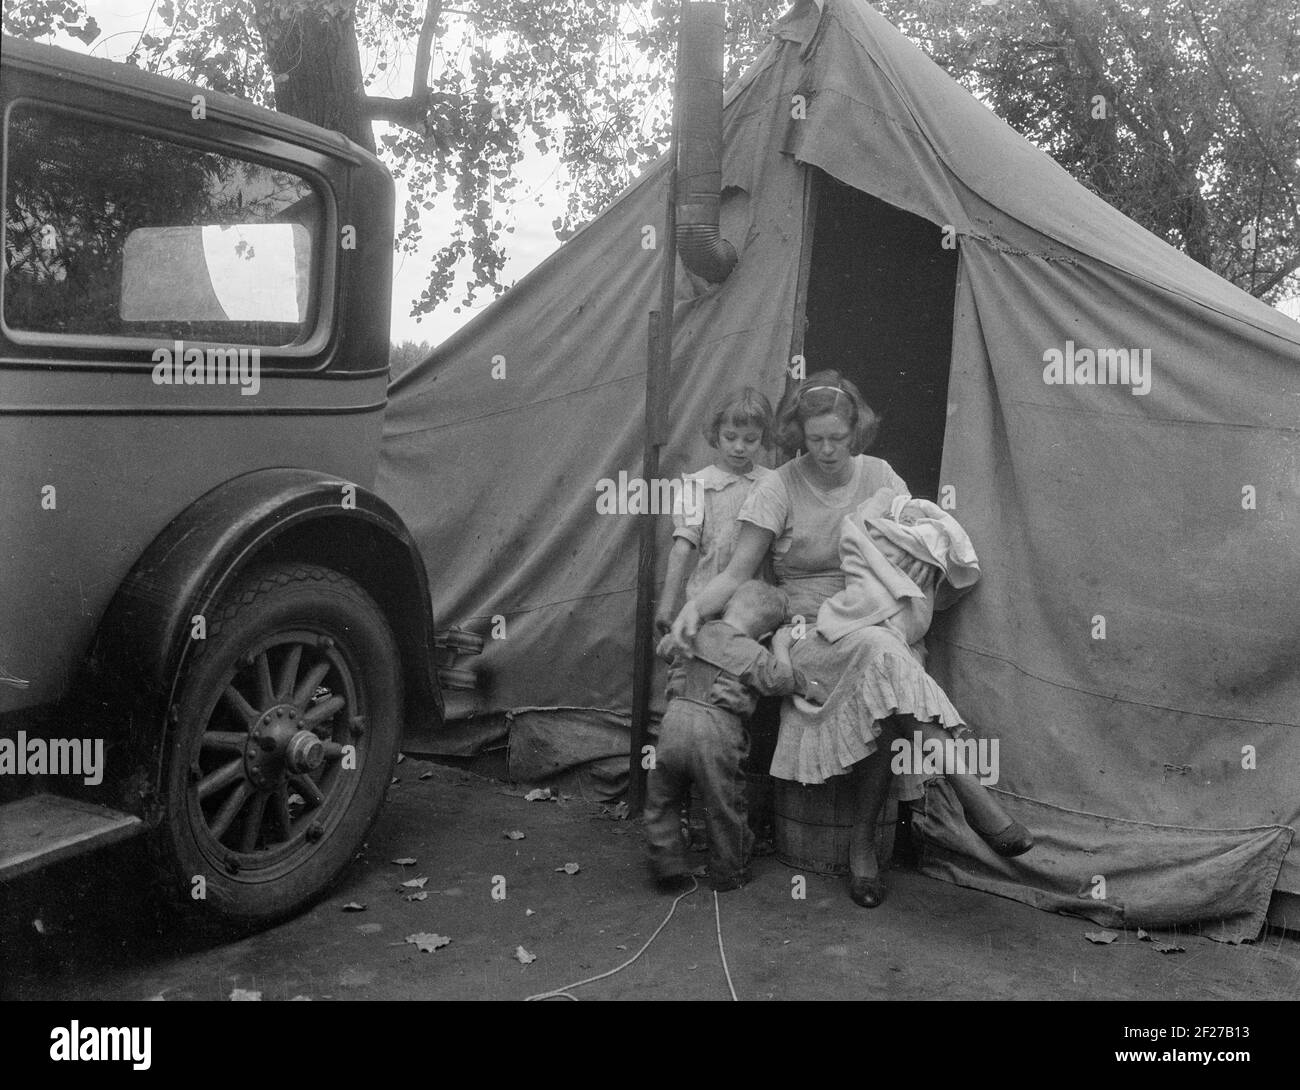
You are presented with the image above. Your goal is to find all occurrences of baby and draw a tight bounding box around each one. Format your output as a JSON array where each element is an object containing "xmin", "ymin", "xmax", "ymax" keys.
[
  {"xmin": 816, "ymin": 488, "xmax": 980, "ymax": 647},
  {"xmin": 646, "ymin": 580, "xmax": 822, "ymax": 891}
]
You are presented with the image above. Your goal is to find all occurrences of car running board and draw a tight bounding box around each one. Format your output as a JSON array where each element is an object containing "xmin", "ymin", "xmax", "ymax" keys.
[{"xmin": 0, "ymin": 794, "xmax": 144, "ymax": 881}]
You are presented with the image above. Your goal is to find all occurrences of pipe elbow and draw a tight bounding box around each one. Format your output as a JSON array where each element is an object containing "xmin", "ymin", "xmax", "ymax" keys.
[{"xmin": 676, "ymin": 219, "xmax": 737, "ymax": 283}]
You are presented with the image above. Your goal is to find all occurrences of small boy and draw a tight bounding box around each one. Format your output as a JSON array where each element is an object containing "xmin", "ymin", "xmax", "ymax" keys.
[{"xmin": 645, "ymin": 580, "xmax": 821, "ymax": 892}]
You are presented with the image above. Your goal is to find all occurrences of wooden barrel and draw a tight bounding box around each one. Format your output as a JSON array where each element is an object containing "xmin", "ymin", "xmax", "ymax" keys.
[{"xmin": 774, "ymin": 777, "xmax": 896, "ymax": 876}]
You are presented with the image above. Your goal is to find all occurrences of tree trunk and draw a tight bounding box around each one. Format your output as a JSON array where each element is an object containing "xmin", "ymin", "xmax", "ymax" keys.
[{"xmin": 251, "ymin": 0, "xmax": 374, "ymax": 153}]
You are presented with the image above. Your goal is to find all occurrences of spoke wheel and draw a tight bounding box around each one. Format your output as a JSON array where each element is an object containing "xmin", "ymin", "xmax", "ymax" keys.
[{"xmin": 152, "ymin": 562, "xmax": 401, "ymax": 929}]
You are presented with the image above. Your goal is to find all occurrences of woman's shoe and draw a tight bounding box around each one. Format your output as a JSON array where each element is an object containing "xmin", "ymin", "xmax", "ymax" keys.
[
  {"xmin": 976, "ymin": 819, "xmax": 1034, "ymax": 857},
  {"xmin": 848, "ymin": 873, "xmax": 886, "ymax": 908}
]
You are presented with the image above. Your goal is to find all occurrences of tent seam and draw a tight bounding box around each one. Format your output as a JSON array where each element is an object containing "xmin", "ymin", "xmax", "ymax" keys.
[
  {"xmin": 932, "ymin": 637, "xmax": 1298, "ymax": 727},
  {"xmin": 982, "ymin": 787, "xmax": 1298, "ymax": 838},
  {"xmin": 994, "ymin": 395, "xmax": 1300, "ymax": 433}
]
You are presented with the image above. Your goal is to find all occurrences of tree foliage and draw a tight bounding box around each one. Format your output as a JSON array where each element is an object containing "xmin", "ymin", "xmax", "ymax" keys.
[
  {"xmin": 871, "ymin": 0, "xmax": 1300, "ymax": 300},
  {"xmin": 5, "ymin": 0, "xmax": 1295, "ymax": 314}
]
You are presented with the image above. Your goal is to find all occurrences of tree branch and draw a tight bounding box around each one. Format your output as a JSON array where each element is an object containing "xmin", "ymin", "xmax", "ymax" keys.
[
  {"xmin": 412, "ymin": 0, "xmax": 441, "ymax": 100},
  {"xmin": 1252, "ymin": 251, "xmax": 1300, "ymax": 298},
  {"xmin": 359, "ymin": 95, "xmax": 429, "ymax": 128},
  {"xmin": 359, "ymin": 1, "xmax": 442, "ymax": 132},
  {"xmin": 1183, "ymin": 0, "xmax": 1299, "ymax": 215}
]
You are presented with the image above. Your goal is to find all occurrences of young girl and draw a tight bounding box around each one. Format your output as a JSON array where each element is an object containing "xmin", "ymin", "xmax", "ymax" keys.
[
  {"xmin": 654, "ymin": 387, "xmax": 776, "ymax": 636},
  {"xmin": 653, "ymin": 387, "xmax": 776, "ymax": 857}
]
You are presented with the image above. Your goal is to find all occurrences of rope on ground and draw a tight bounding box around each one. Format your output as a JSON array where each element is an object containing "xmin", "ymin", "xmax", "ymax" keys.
[
  {"xmin": 523, "ymin": 878, "xmax": 699, "ymax": 1001},
  {"xmin": 714, "ymin": 891, "xmax": 738, "ymax": 1002}
]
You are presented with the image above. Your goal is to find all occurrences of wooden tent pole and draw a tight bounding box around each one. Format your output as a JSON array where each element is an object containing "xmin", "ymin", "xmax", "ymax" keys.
[{"xmin": 628, "ymin": 2, "xmax": 684, "ymax": 816}]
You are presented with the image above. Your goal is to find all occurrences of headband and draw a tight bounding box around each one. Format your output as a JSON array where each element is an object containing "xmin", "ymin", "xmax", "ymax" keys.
[{"xmin": 799, "ymin": 384, "xmax": 847, "ymax": 402}]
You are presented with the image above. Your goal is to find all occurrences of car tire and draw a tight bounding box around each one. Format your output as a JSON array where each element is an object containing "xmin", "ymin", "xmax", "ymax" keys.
[{"xmin": 150, "ymin": 561, "xmax": 401, "ymax": 930}]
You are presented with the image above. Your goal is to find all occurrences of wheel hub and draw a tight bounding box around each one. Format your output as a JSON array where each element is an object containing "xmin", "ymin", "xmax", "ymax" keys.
[{"xmin": 244, "ymin": 705, "xmax": 322, "ymax": 788}]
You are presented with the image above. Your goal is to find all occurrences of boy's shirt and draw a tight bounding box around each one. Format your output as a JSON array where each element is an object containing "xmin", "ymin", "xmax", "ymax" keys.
[{"xmin": 664, "ymin": 620, "xmax": 819, "ymax": 717}]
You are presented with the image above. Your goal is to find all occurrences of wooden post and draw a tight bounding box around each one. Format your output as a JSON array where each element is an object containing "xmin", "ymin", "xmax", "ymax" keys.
[
  {"xmin": 629, "ymin": 311, "xmax": 666, "ymax": 814},
  {"xmin": 628, "ymin": 2, "xmax": 684, "ymax": 815}
]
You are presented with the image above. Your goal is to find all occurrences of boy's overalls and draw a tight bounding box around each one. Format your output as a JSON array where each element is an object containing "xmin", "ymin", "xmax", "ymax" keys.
[{"xmin": 644, "ymin": 622, "xmax": 797, "ymax": 888}]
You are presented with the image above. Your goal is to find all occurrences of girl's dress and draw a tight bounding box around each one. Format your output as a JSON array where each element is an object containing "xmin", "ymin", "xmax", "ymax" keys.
[
  {"xmin": 736, "ymin": 454, "xmax": 966, "ymax": 791},
  {"xmin": 672, "ymin": 463, "xmax": 773, "ymax": 602}
]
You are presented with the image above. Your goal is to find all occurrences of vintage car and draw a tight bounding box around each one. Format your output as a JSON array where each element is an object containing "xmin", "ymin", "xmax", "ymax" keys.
[{"xmin": 0, "ymin": 36, "xmax": 443, "ymax": 928}]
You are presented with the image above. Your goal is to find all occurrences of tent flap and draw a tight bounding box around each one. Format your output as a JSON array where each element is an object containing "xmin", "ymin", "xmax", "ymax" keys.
[{"xmin": 915, "ymin": 781, "xmax": 1295, "ymax": 942}]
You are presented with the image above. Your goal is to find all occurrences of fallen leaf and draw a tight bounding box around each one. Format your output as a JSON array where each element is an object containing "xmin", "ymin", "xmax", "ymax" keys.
[
  {"xmin": 555, "ymin": 862, "xmax": 580, "ymax": 875},
  {"xmin": 611, "ymin": 801, "xmax": 630, "ymax": 820},
  {"xmin": 341, "ymin": 902, "xmax": 367, "ymax": 912},
  {"xmin": 525, "ymin": 908, "xmax": 535, "ymax": 916},
  {"xmin": 419, "ymin": 770, "xmax": 434, "ymax": 780},
  {"xmin": 355, "ymin": 923, "xmax": 384, "ymax": 934},
  {"xmin": 1137, "ymin": 929, "xmax": 1150, "ymax": 941},
  {"xmin": 401, "ymin": 877, "xmax": 429, "ymax": 890},
  {"xmin": 397, "ymin": 753, "xmax": 405, "ymax": 764},
  {"xmin": 406, "ymin": 932, "xmax": 451, "ymax": 953},
  {"xmin": 404, "ymin": 891, "xmax": 429, "ymax": 902},
  {"xmin": 392, "ymin": 857, "xmax": 418, "ymax": 866},
  {"xmin": 1084, "ymin": 930, "xmax": 1119, "ymax": 945},
  {"xmin": 524, "ymin": 787, "xmax": 553, "ymax": 802},
  {"xmin": 390, "ymin": 777, "xmax": 400, "ymax": 785},
  {"xmin": 514, "ymin": 945, "xmax": 537, "ymax": 965},
  {"xmin": 615, "ymin": 944, "xmax": 627, "ymax": 951},
  {"xmin": 229, "ymin": 988, "xmax": 262, "ymax": 1001},
  {"xmin": 1151, "ymin": 941, "xmax": 1185, "ymax": 955},
  {"xmin": 504, "ymin": 830, "xmax": 526, "ymax": 840}
]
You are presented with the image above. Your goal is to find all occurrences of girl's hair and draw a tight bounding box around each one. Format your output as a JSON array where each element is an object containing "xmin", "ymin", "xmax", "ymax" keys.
[
  {"xmin": 773, "ymin": 370, "xmax": 880, "ymax": 456},
  {"xmin": 703, "ymin": 387, "xmax": 775, "ymax": 448}
]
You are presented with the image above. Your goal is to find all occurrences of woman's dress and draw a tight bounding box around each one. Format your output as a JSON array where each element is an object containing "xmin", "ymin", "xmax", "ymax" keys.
[{"xmin": 737, "ymin": 454, "xmax": 967, "ymax": 792}]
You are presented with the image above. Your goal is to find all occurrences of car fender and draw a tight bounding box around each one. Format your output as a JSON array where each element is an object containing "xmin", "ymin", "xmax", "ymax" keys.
[{"xmin": 79, "ymin": 467, "xmax": 442, "ymax": 818}]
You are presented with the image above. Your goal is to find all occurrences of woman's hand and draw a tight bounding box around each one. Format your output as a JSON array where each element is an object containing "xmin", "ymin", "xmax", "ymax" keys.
[
  {"xmin": 668, "ymin": 600, "xmax": 703, "ymax": 655},
  {"xmin": 653, "ymin": 603, "xmax": 676, "ymax": 637}
]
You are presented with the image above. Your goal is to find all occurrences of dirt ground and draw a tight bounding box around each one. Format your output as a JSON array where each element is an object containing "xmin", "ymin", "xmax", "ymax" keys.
[{"xmin": 3, "ymin": 761, "xmax": 1297, "ymax": 1002}]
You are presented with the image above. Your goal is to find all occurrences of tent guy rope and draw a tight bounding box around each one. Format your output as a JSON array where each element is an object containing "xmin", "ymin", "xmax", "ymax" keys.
[{"xmin": 523, "ymin": 878, "xmax": 740, "ymax": 1001}]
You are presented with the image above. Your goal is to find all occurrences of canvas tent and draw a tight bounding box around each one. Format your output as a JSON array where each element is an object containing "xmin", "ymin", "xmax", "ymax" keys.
[{"xmin": 378, "ymin": 0, "xmax": 1300, "ymax": 940}]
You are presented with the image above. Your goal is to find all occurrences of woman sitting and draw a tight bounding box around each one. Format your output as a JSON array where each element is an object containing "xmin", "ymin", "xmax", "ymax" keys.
[{"xmin": 670, "ymin": 370, "xmax": 1032, "ymax": 907}]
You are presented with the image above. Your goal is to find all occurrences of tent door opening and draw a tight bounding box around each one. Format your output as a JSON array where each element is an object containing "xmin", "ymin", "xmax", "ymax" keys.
[{"xmin": 800, "ymin": 171, "xmax": 959, "ymax": 499}]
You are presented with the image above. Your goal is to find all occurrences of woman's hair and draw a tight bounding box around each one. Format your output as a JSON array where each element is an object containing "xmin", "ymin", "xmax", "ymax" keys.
[
  {"xmin": 703, "ymin": 387, "xmax": 775, "ymax": 448},
  {"xmin": 773, "ymin": 370, "xmax": 880, "ymax": 456}
]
